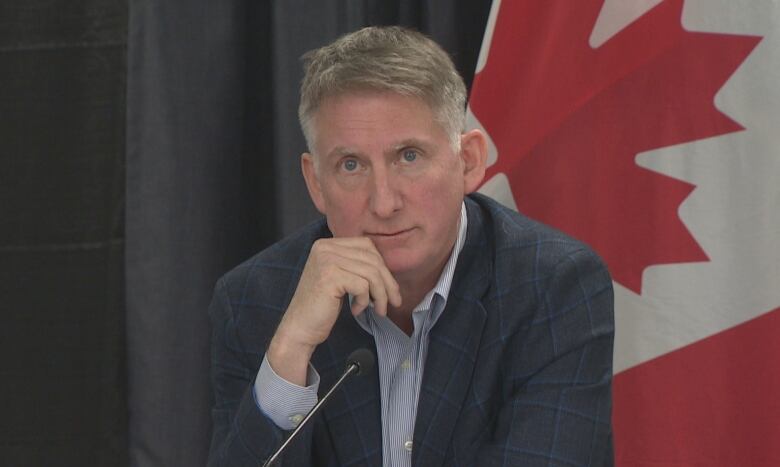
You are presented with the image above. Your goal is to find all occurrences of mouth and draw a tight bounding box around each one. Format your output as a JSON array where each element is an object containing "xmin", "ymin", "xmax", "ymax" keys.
[{"xmin": 366, "ymin": 228, "xmax": 414, "ymax": 238}]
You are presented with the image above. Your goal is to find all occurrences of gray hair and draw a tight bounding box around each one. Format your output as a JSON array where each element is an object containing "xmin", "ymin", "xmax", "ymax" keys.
[{"xmin": 298, "ymin": 26, "xmax": 467, "ymax": 152}]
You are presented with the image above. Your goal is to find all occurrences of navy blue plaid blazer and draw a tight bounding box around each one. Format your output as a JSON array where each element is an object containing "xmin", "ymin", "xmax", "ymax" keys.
[{"xmin": 208, "ymin": 193, "xmax": 614, "ymax": 467}]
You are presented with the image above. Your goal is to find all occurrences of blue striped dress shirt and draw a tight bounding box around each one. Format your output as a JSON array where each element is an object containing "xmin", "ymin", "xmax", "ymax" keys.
[{"xmin": 255, "ymin": 202, "xmax": 467, "ymax": 467}]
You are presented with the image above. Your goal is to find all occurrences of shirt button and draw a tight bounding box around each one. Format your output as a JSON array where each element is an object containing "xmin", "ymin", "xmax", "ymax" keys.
[
  {"xmin": 403, "ymin": 440, "xmax": 413, "ymax": 452},
  {"xmin": 401, "ymin": 359, "xmax": 411, "ymax": 370},
  {"xmin": 288, "ymin": 414, "xmax": 304, "ymax": 427}
]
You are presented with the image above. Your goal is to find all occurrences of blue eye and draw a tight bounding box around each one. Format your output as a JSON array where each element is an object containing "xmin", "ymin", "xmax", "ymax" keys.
[
  {"xmin": 343, "ymin": 159, "xmax": 358, "ymax": 171},
  {"xmin": 402, "ymin": 149, "xmax": 418, "ymax": 162}
]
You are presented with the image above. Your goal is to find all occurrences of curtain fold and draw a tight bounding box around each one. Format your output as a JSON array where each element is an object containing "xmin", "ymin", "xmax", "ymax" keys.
[
  {"xmin": 0, "ymin": 1, "xmax": 128, "ymax": 465},
  {"xmin": 126, "ymin": 2, "xmax": 259, "ymax": 466}
]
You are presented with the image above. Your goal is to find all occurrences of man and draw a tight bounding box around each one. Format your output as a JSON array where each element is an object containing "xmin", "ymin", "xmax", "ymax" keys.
[{"xmin": 208, "ymin": 26, "xmax": 614, "ymax": 467}]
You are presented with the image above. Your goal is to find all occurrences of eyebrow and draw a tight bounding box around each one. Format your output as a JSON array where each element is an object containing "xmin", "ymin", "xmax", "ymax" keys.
[
  {"xmin": 390, "ymin": 138, "xmax": 431, "ymax": 153},
  {"xmin": 327, "ymin": 146, "xmax": 361, "ymax": 158},
  {"xmin": 324, "ymin": 138, "xmax": 432, "ymax": 160}
]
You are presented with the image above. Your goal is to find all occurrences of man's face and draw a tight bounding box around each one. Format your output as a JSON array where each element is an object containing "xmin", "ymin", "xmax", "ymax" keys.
[{"xmin": 301, "ymin": 91, "xmax": 486, "ymax": 283}]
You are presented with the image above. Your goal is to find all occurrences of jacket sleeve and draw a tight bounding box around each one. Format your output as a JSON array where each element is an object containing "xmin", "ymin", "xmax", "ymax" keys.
[
  {"xmin": 477, "ymin": 247, "xmax": 615, "ymax": 467},
  {"xmin": 206, "ymin": 277, "xmax": 317, "ymax": 467}
]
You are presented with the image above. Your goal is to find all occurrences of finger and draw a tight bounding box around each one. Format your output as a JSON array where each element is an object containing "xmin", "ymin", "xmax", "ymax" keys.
[
  {"xmin": 318, "ymin": 237, "xmax": 386, "ymax": 266},
  {"xmin": 320, "ymin": 239, "xmax": 401, "ymax": 308},
  {"xmin": 346, "ymin": 275, "xmax": 370, "ymax": 316},
  {"xmin": 359, "ymin": 240, "xmax": 402, "ymax": 308},
  {"xmin": 335, "ymin": 262, "xmax": 389, "ymax": 317}
]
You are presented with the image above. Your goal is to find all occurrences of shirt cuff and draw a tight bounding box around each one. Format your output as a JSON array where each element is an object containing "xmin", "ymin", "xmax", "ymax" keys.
[{"xmin": 254, "ymin": 354, "xmax": 320, "ymax": 430}]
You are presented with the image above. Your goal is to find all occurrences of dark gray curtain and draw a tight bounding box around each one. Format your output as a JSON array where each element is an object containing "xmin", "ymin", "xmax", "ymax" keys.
[
  {"xmin": 0, "ymin": 1, "xmax": 128, "ymax": 465},
  {"xmin": 126, "ymin": 1, "xmax": 491, "ymax": 466},
  {"xmin": 125, "ymin": 2, "xmax": 260, "ymax": 466}
]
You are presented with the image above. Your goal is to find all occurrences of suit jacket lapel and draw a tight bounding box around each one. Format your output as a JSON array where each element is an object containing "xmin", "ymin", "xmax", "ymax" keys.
[
  {"xmin": 312, "ymin": 301, "xmax": 383, "ymax": 467},
  {"xmin": 412, "ymin": 199, "xmax": 491, "ymax": 467}
]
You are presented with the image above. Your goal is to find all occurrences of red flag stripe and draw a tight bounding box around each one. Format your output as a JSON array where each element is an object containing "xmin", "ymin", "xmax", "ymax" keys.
[{"xmin": 613, "ymin": 307, "xmax": 780, "ymax": 467}]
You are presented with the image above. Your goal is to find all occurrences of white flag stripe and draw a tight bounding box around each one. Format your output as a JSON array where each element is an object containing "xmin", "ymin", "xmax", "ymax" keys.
[
  {"xmin": 474, "ymin": 0, "xmax": 502, "ymax": 74},
  {"xmin": 612, "ymin": 0, "xmax": 780, "ymax": 372},
  {"xmin": 589, "ymin": 0, "xmax": 663, "ymax": 48}
]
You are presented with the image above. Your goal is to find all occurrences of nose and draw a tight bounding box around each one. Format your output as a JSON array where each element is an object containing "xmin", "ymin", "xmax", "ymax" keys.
[{"xmin": 369, "ymin": 167, "xmax": 402, "ymax": 218}]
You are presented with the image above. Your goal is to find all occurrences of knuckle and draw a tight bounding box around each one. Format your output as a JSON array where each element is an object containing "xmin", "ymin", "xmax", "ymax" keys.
[
  {"xmin": 319, "ymin": 263, "xmax": 340, "ymax": 282},
  {"xmin": 311, "ymin": 238, "xmax": 333, "ymax": 255},
  {"xmin": 360, "ymin": 237, "xmax": 376, "ymax": 250},
  {"xmin": 369, "ymin": 270, "xmax": 384, "ymax": 287}
]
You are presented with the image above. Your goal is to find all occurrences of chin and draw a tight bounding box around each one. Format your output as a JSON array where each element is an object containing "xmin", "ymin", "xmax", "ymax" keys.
[{"xmin": 381, "ymin": 253, "xmax": 422, "ymax": 277}]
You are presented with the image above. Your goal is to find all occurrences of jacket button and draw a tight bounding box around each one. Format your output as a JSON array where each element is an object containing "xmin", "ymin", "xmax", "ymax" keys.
[{"xmin": 288, "ymin": 414, "xmax": 304, "ymax": 427}]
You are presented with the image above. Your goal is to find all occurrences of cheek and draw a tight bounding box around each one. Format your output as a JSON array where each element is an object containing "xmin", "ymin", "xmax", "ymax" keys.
[
  {"xmin": 420, "ymin": 170, "xmax": 464, "ymax": 202},
  {"xmin": 415, "ymin": 174, "xmax": 464, "ymax": 225},
  {"xmin": 323, "ymin": 193, "xmax": 366, "ymax": 236}
]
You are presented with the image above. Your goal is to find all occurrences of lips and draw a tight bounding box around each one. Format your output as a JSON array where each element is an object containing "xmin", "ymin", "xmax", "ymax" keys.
[
  {"xmin": 365, "ymin": 228, "xmax": 416, "ymax": 247},
  {"xmin": 367, "ymin": 228, "xmax": 413, "ymax": 237}
]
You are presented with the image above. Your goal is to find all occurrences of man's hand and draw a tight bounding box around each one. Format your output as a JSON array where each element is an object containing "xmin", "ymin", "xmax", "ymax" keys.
[{"xmin": 266, "ymin": 237, "xmax": 402, "ymax": 385}]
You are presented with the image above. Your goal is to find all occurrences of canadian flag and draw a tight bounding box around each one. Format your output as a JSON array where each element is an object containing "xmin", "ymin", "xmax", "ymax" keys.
[{"xmin": 468, "ymin": 0, "xmax": 780, "ymax": 465}]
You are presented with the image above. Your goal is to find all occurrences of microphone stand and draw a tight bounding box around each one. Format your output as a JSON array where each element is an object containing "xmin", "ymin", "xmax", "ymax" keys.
[{"xmin": 262, "ymin": 349, "xmax": 372, "ymax": 466}]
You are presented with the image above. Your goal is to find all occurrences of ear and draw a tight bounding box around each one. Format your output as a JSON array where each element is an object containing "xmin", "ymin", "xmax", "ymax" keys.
[
  {"xmin": 459, "ymin": 129, "xmax": 488, "ymax": 194},
  {"xmin": 301, "ymin": 153, "xmax": 327, "ymax": 214}
]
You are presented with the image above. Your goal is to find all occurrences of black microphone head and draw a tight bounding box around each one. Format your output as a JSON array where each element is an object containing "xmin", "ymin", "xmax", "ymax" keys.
[{"xmin": 346, "ymin": 348, "xmax": 375, "ymax": 376}]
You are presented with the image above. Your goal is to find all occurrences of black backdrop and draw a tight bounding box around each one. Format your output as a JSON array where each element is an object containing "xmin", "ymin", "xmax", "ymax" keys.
[
  {"xmin": 1, "ymin": 1, "xmax": 128, "ymax": 465},
  {"xmin": 2, "ymin": 1, "xmax": 492, "ymax": 465}
]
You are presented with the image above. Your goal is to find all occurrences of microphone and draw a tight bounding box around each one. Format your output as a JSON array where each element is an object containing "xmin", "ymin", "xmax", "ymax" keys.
[{"xmin": 262, "ymin": 348, "xmax": 375, "ymax": 466}]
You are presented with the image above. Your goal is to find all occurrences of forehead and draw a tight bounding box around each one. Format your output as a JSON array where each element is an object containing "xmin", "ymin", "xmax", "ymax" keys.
[
  {"xmin": 311, "ymin": 91, "xmax": 448, "ymax": 155},
  {"xmin": 316, "ymin": 90, "xmax": 437, "ymax": 125}
]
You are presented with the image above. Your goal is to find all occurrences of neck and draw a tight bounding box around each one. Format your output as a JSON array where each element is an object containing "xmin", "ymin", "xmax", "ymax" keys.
[{"xmin": 385, "ymin": 252, "xmax": 449, "ymax": 334}]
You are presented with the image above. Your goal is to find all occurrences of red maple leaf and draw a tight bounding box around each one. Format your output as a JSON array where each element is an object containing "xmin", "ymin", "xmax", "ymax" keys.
[{"xmin": 470, "ymin": 0, "xmax": 761, "ymax": 293}]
